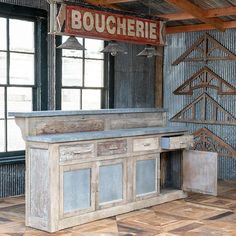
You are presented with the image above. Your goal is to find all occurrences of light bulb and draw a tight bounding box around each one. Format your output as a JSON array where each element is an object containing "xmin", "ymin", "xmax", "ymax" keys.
[{"xmin": 111, "ymin": 51, "xmax": 118, "ymax": 56}]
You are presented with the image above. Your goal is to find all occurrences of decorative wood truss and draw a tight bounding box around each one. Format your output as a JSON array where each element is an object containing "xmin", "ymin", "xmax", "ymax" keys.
[
  {"xmin": 170, "ymin": 92, "xmax": 236, "ymax": 126},
  {"xmin": 193, "ymin": 128, "xmax": 236, "ymax": 158},
  {"xmin": 172, "ymin": 33, "xmax": 236, "ymax": 65},
  {"xmin": 173, "ymin": 67, "xmax": 236, "ymax": 95}
]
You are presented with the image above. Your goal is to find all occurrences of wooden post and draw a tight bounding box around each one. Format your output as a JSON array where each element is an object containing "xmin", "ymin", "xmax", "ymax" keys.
[{"xmin": 155, "ymin": 46, "xmax": 164, "ymax": 108}]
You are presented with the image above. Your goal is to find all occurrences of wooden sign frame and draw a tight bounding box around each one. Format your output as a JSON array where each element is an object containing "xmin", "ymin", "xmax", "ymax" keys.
[{"xmin": 56, "ymin": 3, "xmax": 165, "ymax": 46}]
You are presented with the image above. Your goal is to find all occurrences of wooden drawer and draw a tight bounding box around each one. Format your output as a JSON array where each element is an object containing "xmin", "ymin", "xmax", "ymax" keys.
[
  {"xmin": 97, "ymin": 140, "xmax": 127, "ymax": 156},
  {"xmin": 59, "ymin": 143, "xmax": 95, "ymax": 162},
  {"xmin": 160, "ymin": 135, "xmax": 193, "ymax": 150},
  {"xmin": 133, "ymin": 137, "xmax": 159, "ymax": 152}
]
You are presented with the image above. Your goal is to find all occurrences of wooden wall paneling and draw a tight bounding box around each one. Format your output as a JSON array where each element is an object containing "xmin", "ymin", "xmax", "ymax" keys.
[
  {"xmin": 193, "ymin": 127, "xmax": 236, "ymax": 158},
  {"xmin": 170, "ymin": 92, "xmax": 236, "ymax": 125},
  {"xmin": 173, "ymin": 66, "xmax": 236, "ymax": 95},
  {"xmin": 172, "ymin": 33, "xmax": 236, "ymax": 65}
]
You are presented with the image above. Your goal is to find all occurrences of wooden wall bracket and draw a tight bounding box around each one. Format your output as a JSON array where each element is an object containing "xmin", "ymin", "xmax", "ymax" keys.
[
  {"xmin": 173, "ymin": 66, "xmax": 236, "ymax": 95},
  {"xmin": 193, "ymin": 127, "xmax": 236, "ymax": 158},
  {"xmin": 170, "ymin": 92, "xmax": 236, "ymax": 125},
  {"xmin": 172, "ymin": 33, "xmax": 236, "ymax": 65}
]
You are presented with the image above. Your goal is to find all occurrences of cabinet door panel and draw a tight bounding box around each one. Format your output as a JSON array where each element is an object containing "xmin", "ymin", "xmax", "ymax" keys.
[
  {"xmin": 183, "ymin": 150, "xmax": 217, "ymax": 196},
  {"xmin": 136, "ymin": 159, "xmax": 156, "ymax": 195},
  {"xmin": 99, "ymin": 163, "xmax": 123, "ymax": 203},
  {"xmin": 63, "ymin": 168, "xmax": 91, "ymax": 213}
]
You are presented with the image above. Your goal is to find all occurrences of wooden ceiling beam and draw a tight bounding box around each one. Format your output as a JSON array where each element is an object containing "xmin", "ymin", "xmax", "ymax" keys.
[
  {"xmin": 98, "ymin": 0, "xmax": 137, "ymax": 4},
  {"xmin": 166, "ymin": 21, "xmax": 236, "ymax": 34},
  {"xmin": 159, "ymin": 6, "xmax": 236, "ymax": 21},
  {"xmin": 165, "ymin": 0, "xmax": 225, "ymax": 31},
  {"xmin": 84, "ymin": 0, "xmax": 123, "ymax": 10}
]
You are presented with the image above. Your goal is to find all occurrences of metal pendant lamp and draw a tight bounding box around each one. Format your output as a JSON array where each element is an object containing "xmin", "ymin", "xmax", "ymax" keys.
[
  {"xmin": 101, "ymin": 41, "xmax": 127, "ymax": 56},
  {"xmin": 137, "ymin": 45, "xmax": 161, "ymax": 58},
  {"xmin": 57, "ymin": 36, "xmax": 86, "ymax": 50}
]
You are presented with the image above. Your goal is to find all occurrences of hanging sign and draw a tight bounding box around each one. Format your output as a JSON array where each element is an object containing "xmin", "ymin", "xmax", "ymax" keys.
[{"xmin": 61, "ymin": 5, "xmax": 165, "ymax": 46}]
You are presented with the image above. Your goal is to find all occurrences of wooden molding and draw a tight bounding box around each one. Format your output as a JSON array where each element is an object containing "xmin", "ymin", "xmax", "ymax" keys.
[
  {"xmin": 172, "ymin": 33, "xmax": 236, "ymax": 65},
  {"xmin": 193, "ymin": 128, "xmax": 236, "ymax": 158},
  {"xmin": 173, "ymin": 67, "xmax": 236, "ymax": 95},
  {"xmin": 159, "ymin": 6, "xmax": 236, "ymax": 21},
  {"xmin": 170, "ymin": 92, "xmax": 236, "ymax": 126},
  {"xmin": 165, "ymin": 0, "xmax": 225, "ymax": 32}
]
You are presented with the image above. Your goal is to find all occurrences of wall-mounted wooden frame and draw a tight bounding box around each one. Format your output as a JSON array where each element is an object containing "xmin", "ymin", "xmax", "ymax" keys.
[
  {"xmin": 172, "ymin": 33, "xmax": 236, "ymax": 65},
  {"xmin": 193, "ymin": 128, "xmax": 236, "ymax": 158},
  {"xmin": 173, "ymin": 67, "xmax": 236, "ymax": 95},
  {"xmin": 171, "ymin": 92, "xmax": 236, "ymax": 125}
]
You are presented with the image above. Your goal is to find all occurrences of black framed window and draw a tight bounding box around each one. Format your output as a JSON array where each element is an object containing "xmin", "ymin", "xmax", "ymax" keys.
[
  {"xmin": 0, "ymin": 4, "xmax": 48, "ymax": 163},
  {"xmin": 60, "ymin": 36, "xmax": 106, "ymax": 110},
  {"xmin": 0, "ymin": 17, "xmax": 35, "ymax": 153}
]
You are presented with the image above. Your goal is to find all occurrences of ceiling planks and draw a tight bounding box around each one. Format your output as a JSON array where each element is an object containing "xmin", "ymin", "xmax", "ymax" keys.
[
  {"xmin": 159, "ymin": 6, "xmax": 236, "ymax": 21},
  {"xmin": 165, "ymin": 0, "xmax": 225, "ymax": 31}
]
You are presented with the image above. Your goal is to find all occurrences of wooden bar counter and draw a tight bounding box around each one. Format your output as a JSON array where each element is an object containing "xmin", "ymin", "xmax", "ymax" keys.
[{"xmin": 10, "ymin": 109, "xmax": 217, "ymax": 233}]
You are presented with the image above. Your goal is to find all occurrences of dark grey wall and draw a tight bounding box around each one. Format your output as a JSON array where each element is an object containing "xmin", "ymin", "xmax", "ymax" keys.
[
  {"xmin": 114, "ymin": 42, "xmax": 155, "ymax": 108},
  {"xmin": 164, "ymin": 30, "xmax": 236, "ymax": 180}
]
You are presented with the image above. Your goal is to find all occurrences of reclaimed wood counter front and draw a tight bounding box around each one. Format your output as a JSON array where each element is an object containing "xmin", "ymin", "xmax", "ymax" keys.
[{"xmin": 11, "ymin": 109, "xmax": 218, "ymax": 233}]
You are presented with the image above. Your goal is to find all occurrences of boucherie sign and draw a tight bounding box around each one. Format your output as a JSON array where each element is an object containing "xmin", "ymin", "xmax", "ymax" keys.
[{"xmin": 64, "ymin": 5, "xmax": 165, "ymax": 45}]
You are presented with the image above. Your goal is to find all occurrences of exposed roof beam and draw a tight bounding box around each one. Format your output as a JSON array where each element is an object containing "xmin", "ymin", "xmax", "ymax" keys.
[
  {"xmin": 165, "ymin": 0, "xmax": 225, "ymax": 31},
  {"xmin": 99, "ymin": 0, "xmax": 137, "ymax": 4},
  {"xmin": 159, "ymin": 6, "xmax": 236, "ymax": 21},
  {"xmin": 84, "ymin": 0, "xmax": 122, "ymax": 10},
  {"xmin": 166, "ymin": 21, "xmax": 236, "ymax": 34}
]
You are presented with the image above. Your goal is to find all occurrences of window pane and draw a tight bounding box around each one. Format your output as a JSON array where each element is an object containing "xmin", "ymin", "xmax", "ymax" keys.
[
  {"xmin": 62, "ymin": 89, "xmax": 80, "ymax": 110},
  {"xmin": 0, "ymin": 18, "xmax": 7, "ymax": 50},
  {"xmin": 7, "ymin": 87, "xmax": 32, "ymax": 116},
  {"xmin": 82, "ymin": 89, "xmax": 101, "ymax": 110},
  {"xmin": 9, "ymin": 19, "xmax": 34, "ymax": 52},
  {"xmin": 10, "ymin": 53, "xmax": 35, "ymax": 85},
  {"xmin": 0, "ymin": 88, "xmax": 4, "ymax": 118},
  {"xmin": 0, "ymin": 120, "xmax": 5, "ymax": 152},
  {"xmin": 0, "ymin": 52, "xmax": 7, "ymax": 84},
  {"xmin": 62, "ymin": 58, "xmax": 82, "ymax": 86},
  {"xmin": 62, "ymin": 36, "xmax": 83, "ymax": 57},
  {"xmin": 84, "ymin": 60, "xmax": 104, "ymax": 87},
  {"xmin": 85, "ymin": 39, "xmax": 104, "ymax": 59},
  {"xmin": 7, "ymin": 119, "xmax": 25, "ymax": 151}
]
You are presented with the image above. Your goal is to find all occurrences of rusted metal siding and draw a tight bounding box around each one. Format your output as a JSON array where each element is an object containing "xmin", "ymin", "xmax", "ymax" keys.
[
  {"xmin": 164, "ymin": 29, "xmax": 236, "ymax": 180},
  {"xmin": 0, "ymin": 164, "xmax": 25, "ymax": 198},
  {"xmin": 114, "ymin": 42, "xmax": 155, "ymax": 108}
]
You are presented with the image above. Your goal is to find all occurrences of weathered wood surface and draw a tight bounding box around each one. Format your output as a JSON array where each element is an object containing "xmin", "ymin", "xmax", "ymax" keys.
[
  {"xmin": 183, "ymin": 150, "xmax": 218, "ymax": 196},
  {"xmin": 97, "ymin": 139, "xmax": 127, "ymax": 156},
  {"xmin": 161, "ymin": 135, "xmax": 194, "ymax": 150}
]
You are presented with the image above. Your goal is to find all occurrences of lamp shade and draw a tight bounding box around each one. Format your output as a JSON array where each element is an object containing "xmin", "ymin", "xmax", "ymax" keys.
[
  {"xmin": 101, "ymin": 41, "xmax": 127, "ymax": 56},
  {"xmin": 137, "ymin": 46, "xmax": 161, "ymax": 58},
  {"xmin": 57, "ymin": 36, "xmax": 85, "ymax": 50}
]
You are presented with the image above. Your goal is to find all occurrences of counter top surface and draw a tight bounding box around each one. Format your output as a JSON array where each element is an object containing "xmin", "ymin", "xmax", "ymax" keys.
[
  {"xmin": 9, "ymin": 108, "xmax": 167, "ymax": 118},
  {"xmin": 26, "ymin": 126, "xmax": 188, "ymax": 143}
]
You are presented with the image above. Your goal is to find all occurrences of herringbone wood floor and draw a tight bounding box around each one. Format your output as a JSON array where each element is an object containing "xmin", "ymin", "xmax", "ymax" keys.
[{"xmin": 1, "ymin": 181, "xmax": 236, "ymax": 235}]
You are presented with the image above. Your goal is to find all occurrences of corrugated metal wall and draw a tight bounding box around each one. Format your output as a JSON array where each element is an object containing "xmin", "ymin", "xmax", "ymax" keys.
[
  {"xmin": 114, "ymin": 42, "xmax": 155, "ymax": 108},
  {"xmin": 0, "ymin": 164, "xmax": 25, "ymax": 198},
  {"xmin": 164, "ymin": 30, "xmax": 236, "ymax": 180}
]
